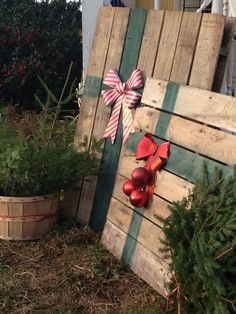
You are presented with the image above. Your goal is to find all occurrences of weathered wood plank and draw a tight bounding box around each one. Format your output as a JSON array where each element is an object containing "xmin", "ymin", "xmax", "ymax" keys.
[
  {"xmin": 74, "ymin": 7, "xmax": 116, "ymax": 150},
  {"xmin": 76, "ymin": 176, "xmax": 98, "ymax": 224},
  {"xmin": 62, "ymin": 183, "xmax": 81, "ymax": 218},
  {"xmin": 134, "ymin": 106, "xmax": 236, "ymax": 166},
  {"xmin": 213, "ymin": 17, "xmax": 235, "ymax": 92},
  {"xmin": 137, "ymin": 9, "xmax": 165, "ymax": 80},
  {"xmin": 142, "ymin": 78, "xmax": 236, "ymax": 134},
  {"xmin": 107, "ymin": 197, "xmax": 167, "ymax": 259},
  {"xmin": 153, "ymin": 11, "xmax": 183, "ymax": 80},
  {"xmin": 189, "ymin": 14, "xmax": 225, "ymax": 90},
  {"xmin": 76, "ymin": 8, "xmax": 130, "ymax": 223},
  {"xmin": 170, "ymin": 11, "xmax": 202, "ymax": 85},
  {"xmin": 64, "ymin": 7, "xmax": 115, "ymax": 219},
  {"xmin": 102, "ymin": 220, "xmax": 170, "ymax": 295}
]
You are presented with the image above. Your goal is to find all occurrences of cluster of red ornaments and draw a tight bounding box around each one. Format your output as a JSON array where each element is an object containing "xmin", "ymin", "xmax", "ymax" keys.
[
  {"xmin": 122, "ymin": 133, "xmax": 170, "ymax": 209},
  {"xmin": 123, "ymin": 167, "xmax": 151, "ymax": 208}
]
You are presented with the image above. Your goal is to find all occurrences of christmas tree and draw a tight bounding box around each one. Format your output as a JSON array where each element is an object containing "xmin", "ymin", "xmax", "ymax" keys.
[{"xmin": 157, "ymin": 165, "xmax": 236, "ymax": 313}]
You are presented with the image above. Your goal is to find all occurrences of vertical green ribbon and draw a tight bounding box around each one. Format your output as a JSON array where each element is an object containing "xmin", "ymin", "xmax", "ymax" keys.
[{"xmin": 89, "ymin": 9, "xmax": 148, "ymax": 231}]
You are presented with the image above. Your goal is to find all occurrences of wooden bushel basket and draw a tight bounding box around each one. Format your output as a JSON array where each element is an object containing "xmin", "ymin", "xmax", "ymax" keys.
[{"xmin": 0, "ymin": 194, "xmax": 59, "ymax": 240}]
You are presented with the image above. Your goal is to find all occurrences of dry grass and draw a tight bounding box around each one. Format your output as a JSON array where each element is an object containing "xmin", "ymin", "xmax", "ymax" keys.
[{"xmin": 0, "ymin": 221, "xmax": 165, "ymax": 314}]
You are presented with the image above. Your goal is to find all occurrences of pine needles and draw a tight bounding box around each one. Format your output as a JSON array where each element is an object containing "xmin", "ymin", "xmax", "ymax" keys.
[{"xmin": 158, "ymin": 164, "xmax": 236, "ymax": 314}]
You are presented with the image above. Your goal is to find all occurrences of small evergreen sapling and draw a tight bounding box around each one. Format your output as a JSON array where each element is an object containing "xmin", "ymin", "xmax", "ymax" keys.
[{"xmin": 157, "ymin": 165, "xmax": 236, "ymax": 314}]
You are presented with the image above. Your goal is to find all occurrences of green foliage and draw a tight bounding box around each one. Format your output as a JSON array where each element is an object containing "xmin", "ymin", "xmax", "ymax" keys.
[
  {"xmin": 158, "ymin": 165, "xmax": 236, "ymax": 314},
  {"xmin": 0, "ymin": 64, "xmax": 98, "ymax": 197},
  {"xmin": 0, "ymin": 139, "xmax": 98, "ymax": 197},
  {"xmin": 0, "ymin": 0, "xmax": 82, "ymax": 108}
]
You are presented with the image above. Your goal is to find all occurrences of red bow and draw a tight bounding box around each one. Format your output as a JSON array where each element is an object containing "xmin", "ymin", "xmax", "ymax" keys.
[
  {"xmin": 102, "ymin": 69, "xmax": 143, "ymax": 144},
  {"xmin": 136, "ymin": 133, "xmax": 170, "ymax": 171}
]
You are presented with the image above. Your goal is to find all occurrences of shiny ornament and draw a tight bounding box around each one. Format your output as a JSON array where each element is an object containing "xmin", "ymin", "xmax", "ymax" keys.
[
  {"xmin": 123, "ymin": 180, "xmax": 139, "ymax": 196},
  {"xmin": 130, "ymin": 189, "xmax": 148, "ymax": 208},
  {"xmin": 131, "ymin": 167, "xmax": 150, "ymax": 186}
]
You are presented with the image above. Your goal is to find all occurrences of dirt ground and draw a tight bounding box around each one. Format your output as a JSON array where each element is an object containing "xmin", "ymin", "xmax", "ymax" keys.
[{"xmin": 0, "ymin": 220, "xmax": 165, "ymax": 314}]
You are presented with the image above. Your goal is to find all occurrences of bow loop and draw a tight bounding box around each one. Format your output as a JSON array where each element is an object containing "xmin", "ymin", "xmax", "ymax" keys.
[
  {"xmin": 126, "ymin": 69, "xmax": 143, "ymax": 90},
  {"xmin": 103, "ymin": 69, "xmax": 121, "ymax": 88},
  {"xmin": 102, "ymin": 69, "xmax": 143, "ymax": 144},
  {"xmin": 136, "ymin": 133, "xmax": 170, "ymax": 172}
]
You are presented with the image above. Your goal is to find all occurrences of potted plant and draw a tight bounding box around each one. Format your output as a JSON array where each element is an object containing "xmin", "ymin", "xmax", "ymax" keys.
[{"xmin": 0, "ymin": 63, "xmax": 98, "ymax": 240}]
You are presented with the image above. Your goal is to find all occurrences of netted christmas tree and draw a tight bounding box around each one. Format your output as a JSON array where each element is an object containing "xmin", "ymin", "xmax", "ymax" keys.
[{"xmin": 157, "ymin": 164, "xmax": 236, "ymax": 314}]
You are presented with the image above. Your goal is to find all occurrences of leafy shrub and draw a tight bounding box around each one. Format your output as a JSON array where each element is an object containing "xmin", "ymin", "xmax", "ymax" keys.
[
  {"xmin": 0, "ymin": 64, "xmax": 98, "ymax": 197},
  {"xmin": 158, "ymin": 166, "xmax": 236, "ymax": 314},
  {"xmin": 0, "ymin": 0, "xmax": 82, "ymax": 108}
]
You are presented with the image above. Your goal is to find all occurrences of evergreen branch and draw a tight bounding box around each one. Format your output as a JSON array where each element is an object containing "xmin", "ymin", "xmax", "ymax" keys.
[
  {"xmin": 215, "ymin": 235, "xmax": 236, "ymax": 261},
  {"xmin": 221, "ymin": 297, "xmax": 236, "ymax": 312},
  {"xmin": 48, "ymin": 61, "xmax": 74, "ymax": 141}
]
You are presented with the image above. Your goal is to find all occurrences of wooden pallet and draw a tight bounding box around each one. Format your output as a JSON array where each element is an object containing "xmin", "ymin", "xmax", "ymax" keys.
[
  {"xmin": 102, "ymin": 77, "xmax": 236, "ymax": 295},
  {"xmin": 66, "ymin": 7, "xmax": 235, "ymax": 225}
]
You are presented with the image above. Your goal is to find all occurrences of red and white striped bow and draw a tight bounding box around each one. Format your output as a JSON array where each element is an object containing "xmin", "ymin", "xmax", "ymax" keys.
[{"xmin": 102, "ymin": 69, "xmax": 143, "ymax": 144}]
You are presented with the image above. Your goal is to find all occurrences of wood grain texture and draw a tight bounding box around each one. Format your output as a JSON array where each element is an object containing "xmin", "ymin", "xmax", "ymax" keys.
[
  {"xmin": 62, "ymin": 183, "xmax": 81, "ymax": 219},
  {"xmin": 189, "ymin": 13, "xmax": 225, "ymax": 90},
  {"xmin": 107, "ymin": 197, "xmax": 167, "ymax": 259},
  {"xmin": 137, "ymin": 9, "xmax": 165, "ymax": 80},
  {"xmin": 74, "ymin": 7, "xmax": 116, "ymax": 150},
  {"xmin": 76, "ymin": 176, "xmax": 98, "ymax": 224},
  {"xmin": 0, "ymin": 195, "xmax": 58, "ymax": 240},
  {"xmin": 142, "ymin": 77, "xmax": 236, "ymax": 134},
  {"xmin": 102, "ymin": 220, "xmax": 170, "ymax": 295},
  {"xmin": 66, "ymin": 7, "xmax": 116, "ymax": 219},
  {"xmin": 76, "ymin": 8, "xmax": 130, "ymax": 224},
  {"xmin": 134, "ymin": 105, "xmax": 236, "ymax": 166},
  {"xmin": 213, "ymin": 17, "xmax": 236, "ymax": 92},
  {"xmin": 153, "ymin": 11, "xmax": 183, "ymax": 80},
  {"xmin": 170, "ymin": 11, "xmax": 202, "ymax": 85}
]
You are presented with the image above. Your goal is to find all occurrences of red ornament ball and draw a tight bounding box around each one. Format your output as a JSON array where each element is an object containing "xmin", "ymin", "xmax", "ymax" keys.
[
  {"xmin": 131, "ymin": 167, "xmax": 150, "ymax": 186},
  {"xmin": 130, "ymin": 189, "xmax": 148, "ymax": 208},
  {"xmin": 123, "ymin": 180, "xmax": 140, "ymax": 196}
]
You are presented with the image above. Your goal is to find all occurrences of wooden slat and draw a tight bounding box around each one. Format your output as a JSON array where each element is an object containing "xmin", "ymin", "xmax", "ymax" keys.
[
  {"xmin": 134, "ymin": 105, "xmax": 236, "ymax": 166},
  {"xmin": 62, "ymin": 183, "xmax": 81, "ymax": 219},
  {"xmin": 170, "ymin": 11, "xmax": 202, "ymax": 85},
  {"xmin": 74, "ymin": 7, "xmax": 116, "ymax": 150},
  {"xmin": 102, "ymin": 220, "xmax": 169, "ymax": 295},
  {"xmin": 137, "ymin": 10, "xmax": 165, "ymax": 80},
  {"xmin": 107, "ymin": 197, "xmax": 167, "ymax": 259},
  {"xmin": 119, "ymin": 150, "xmax": 194, "ymax": 202},
  {"xmin": 76, "ymin": 176, "xmax": 98, "ymax": 224},
  {"xmin": 189, "ymin": 14, "xmax": 225, "ymax": 90},
  {"xmin": 107, "ymin": 197, "xmax": 132, "ymax": 232},
  {"xmin": 64, "ymin": 7, "xmax": 115, "ymax": 219},
  {"xmin": 213, "ymin": 17, "xmax": 235, "ymax": 92},
  {"xmin": 76, "ymin": 8, "xmax": 130, "ymax": 223},
  {"xmin": 142, "ymin": 78, "xmax": 236, "ymax": 133},
  {"xmin": 153, "ymin": 11, "xmax": 183, "ymax": 80}
]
